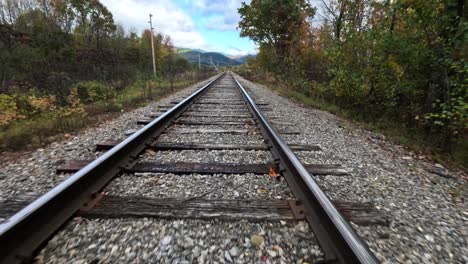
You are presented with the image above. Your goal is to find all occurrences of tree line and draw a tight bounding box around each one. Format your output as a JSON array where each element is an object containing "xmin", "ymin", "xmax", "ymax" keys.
[
  {"xmin": 0, "ymin": 0, "xmax": 199, "ymax": 102},
  {"xmin": 238, "ymin": 0, "xmax": 467, "ymax": 159}
]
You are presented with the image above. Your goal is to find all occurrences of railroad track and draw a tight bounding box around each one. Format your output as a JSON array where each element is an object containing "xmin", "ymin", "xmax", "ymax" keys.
[{"xmin": 0, "ymin": 73, "xmax": 382, "ymax": 263}]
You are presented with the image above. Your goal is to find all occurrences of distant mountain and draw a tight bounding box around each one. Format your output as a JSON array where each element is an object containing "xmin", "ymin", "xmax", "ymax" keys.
[
  {"xmin": 230, "ymin": 54, "xmax": 256, "ymax": 64},
  {"xmin": 177, "ymin": 48, "xmax": 207, "ymax": 54},
  {"xmin": 176, "ymin": 48, "xmax": 254, "ymax": 66},
  {"xmin": 192, "ymin": 48, "xmax": 207, "ymax": 53}
]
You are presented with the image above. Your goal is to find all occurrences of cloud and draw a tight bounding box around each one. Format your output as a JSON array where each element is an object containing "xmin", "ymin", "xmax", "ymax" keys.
[
  {"xmin": 192, "ymin": 0, "xmax": 250, "ymax": 32},
  {"xmin": 228, "ymin": 45, "xmax": 242, "ymax": 52},
  {"xmin": 100, "ymin": 0, "xmax": 209, "ymax": 49}
]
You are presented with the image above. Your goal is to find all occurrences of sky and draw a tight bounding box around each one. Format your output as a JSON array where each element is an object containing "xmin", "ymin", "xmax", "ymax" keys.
[{"xmin": 100, "ymin": 0, "xmax": 256, "ymax": 56}]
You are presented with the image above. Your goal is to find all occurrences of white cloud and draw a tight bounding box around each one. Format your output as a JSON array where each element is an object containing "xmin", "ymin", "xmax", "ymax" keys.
[
  {"xmin": 204, "ymin": 14, "xmax": 238, "ymax": 31},
  {"xmin": 100, "ymin": 0, "xmax": 209, "ymax": 49},
  {"xmin": 192, "ymin": 0, "xmax": 250, "ymax": 32}
]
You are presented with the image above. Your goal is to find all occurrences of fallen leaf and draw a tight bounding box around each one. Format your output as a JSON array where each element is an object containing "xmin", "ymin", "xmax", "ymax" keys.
[
  {"xmin": 146, "ymin": 149, "xmax": 157, "ymax": 156},
  {"xmin": 151, "ymin": 176, "xmax": 160, "ymax": 183},
  {"xmin": 269, "ymin": 164, "xmax": 279, "ymax": 178},
  {"xmin": 246, "ymin": 128, "xmax": 258, "ymax": 135}
]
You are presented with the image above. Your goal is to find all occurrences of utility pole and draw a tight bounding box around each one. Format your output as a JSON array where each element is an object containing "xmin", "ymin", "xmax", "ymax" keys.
[
  {"xmin": 197, "ymin": 52, "xmax": 201, "ymax": 79},
  {"xmin": 148, "ymin": 13, "xmax": 156, "ymax": 78}
]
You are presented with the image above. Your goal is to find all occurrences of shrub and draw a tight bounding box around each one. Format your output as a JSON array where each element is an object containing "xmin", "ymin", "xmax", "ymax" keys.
[
  {"xmin": 76, "ymin": 81, "xmax": 116, "ymax": 103},
  {"xmin": 29, "ymin": 95, "xmax": 57, "ymax": 114},
  {"xmin": 0, "ymin": 94, "xmax": 23, "ymax": 126}
]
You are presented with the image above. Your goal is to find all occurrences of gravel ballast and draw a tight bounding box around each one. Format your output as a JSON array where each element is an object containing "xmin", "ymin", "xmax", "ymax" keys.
[
  {"xmin": 36, "ymin": 218, "xmax": 322, "ymax": 264},
  {"xmin": 106, "ymin": 173, "xmax": 293, "ymax": 200}
]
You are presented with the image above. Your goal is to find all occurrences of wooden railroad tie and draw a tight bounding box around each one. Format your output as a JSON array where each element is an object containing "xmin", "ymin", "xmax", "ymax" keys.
[
  {"xmin": 57, "ymin": 160, "xmax": 348, "ymax": 176},
  {"xmin": 0, "ymin": 194, "xmax": 389, "ymax": 226},
  {"xmin": 95, "ymin": 141, "xmax": 322, "ymax": 152},
  {"xmin": 136, "ymin": 121, "xmax": 300, "ymax": 134}
]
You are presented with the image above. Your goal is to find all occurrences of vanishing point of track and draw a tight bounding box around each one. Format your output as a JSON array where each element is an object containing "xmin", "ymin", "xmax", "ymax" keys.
[{"xmin": 0, "ymin": 73, "xmax": 378, "ymax": 263}]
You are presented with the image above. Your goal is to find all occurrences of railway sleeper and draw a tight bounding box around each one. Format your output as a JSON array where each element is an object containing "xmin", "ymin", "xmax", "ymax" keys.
[
  {"xmin": 57, "ymin": 160, "xmax": 349, "ymax": 176},
  {"xmin": 95, "ymin": 140, "xmax": 322, "ymax": 152},
  {"xmin": 0, "ymin": 194, "xmax": 388, "ymax": 226},
  {"xmin": 134, "ymin": 124, "xmax": 301, "ymax": 135}
]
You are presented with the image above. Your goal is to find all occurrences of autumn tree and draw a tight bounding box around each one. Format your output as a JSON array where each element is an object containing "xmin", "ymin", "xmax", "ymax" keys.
[
  {"xmin": 238, "ymin": 0, "xmax": 315, "ymax": 70},
  {"xmin": 241, "ymin": 0, "xmax": 467, "ymax": 155}
]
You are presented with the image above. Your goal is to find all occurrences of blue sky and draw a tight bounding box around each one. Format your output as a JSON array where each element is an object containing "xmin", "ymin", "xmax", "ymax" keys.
[{"xmin": 100, "ymin": 0, "xmax": 256, "ymax": 56}]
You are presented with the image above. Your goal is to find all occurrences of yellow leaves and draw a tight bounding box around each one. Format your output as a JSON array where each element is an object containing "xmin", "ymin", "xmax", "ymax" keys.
[
  {"xmin": 29, "ymin": 95, "xmax": 56, "ymax": 112},
  {"xmin": 64, "ymin": 88, "xmax": 86, "ymax": 116},
  {"xmin": 388, "ymin": 56, "xmax": 403, "ymax": 77},
  {"xmin": 68, "ymin": 87, "xmax": 82, "ymax": 108},
  {"xmin": 0, "ymin": 94, "xmax": 24, "ymax": 126}
]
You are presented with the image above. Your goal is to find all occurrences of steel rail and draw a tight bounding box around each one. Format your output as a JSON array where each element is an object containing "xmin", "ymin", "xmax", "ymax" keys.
[
  {"xmin": 232, "ymin": 73, "xmax": 379, "ymax": 264},
  {"xmin": 0, "ymin": 73, "xmax": 225, "ymax": 264}
]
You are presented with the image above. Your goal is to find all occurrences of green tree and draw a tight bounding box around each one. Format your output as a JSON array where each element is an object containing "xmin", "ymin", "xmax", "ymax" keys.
[{"xmin": 238, "ymin": 0, "xmax": 315, "ymax": 68}]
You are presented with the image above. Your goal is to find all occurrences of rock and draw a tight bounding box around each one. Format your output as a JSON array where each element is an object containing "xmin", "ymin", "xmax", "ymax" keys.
[
  {"xmin": 160, "ymin": 236, "xmax": 172, "ymax": 246},
  {"xmin": 370, "ymin": 133, "xmax": 385, "ymax": 140},
  {"xmin": 209, "ymin": 245, "xmax": 216, "ymax": 253},
  {"xmin": 229, "ymin": 246, "xmax": 240, "ymax": 257},
  {"xmin": 425, "ymin": 234, "xmax": 435, "ymax": 242},
  {"xmin": 267, "ymin": 249, "xmax": 277, "ymax": 258},
  {"xmin": 110, "ymin": 245, "xmax": 119, "ymax": 255},
  {"xmin": 177, "ymin": 237, "xmax": 194, "ymax": 248},
  {"xmin": 225, "ymin": 250, "xmax": 233, "ymax": 262},
  {"xmin": 250, "ymin": 235, "xmax": 264, "ymax": 247},
  {"xmin": 243, "ymin": 237, "xmax": 251, "ymax": 248},
  {"xmin": 192, "ymin": 246, "xmax": 201, "ymax": 258},
  {"xmin": 87, "ymin": 244, "xmax": 97, "ymax": 250},
  {"xmin": 125, "ymin": 129, "xmax": 137, "ymax": 136},
  {"xmin": 273, "ymin": 245, "xmax": 284, "ymax": 256},
  {"xmin": 127, "ymin": 252, "xmax": 136, "ymax": 260},
  {"xmin": 250, "ymin": 224, "xmax": 262, "ymax": 234},
  {"xmin": 427, "ymin": 165, "xmax": 453, "ymax": 178}
]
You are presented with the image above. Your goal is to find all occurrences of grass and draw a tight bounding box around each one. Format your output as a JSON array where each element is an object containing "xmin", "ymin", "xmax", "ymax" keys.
[
  {"xmin": 256, "ymin": 77, "xmax": 468, "ymax": 170},
  {"xmin": 0, "ymin": 78, "xmax": 199, "ymax": 152}
]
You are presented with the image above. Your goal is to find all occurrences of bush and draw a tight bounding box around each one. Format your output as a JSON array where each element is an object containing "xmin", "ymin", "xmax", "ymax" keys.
[
  {"xmin": 76, "ymin": 81, "xmax": 116, "ymax": 103},
  {"xmin": 0, "ymin": 94, "xmax": 23, "ymax": 126}
]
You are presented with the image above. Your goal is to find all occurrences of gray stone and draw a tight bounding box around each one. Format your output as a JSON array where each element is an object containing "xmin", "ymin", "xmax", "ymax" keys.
[
  {"xmin": 160, "ymin": 236, "xmax": 172, "ymax": 246},
  {"xmin": 225, "ymin": 250, "xmax": 233, "ymax": 262},
  {"xmin": 229, "ymin": 246, "xmax": 240, "ymax": 257},
  {"xmin": 177, "ymin": 237, "xmax": 194, "ymax": 249},
  {"xmin": 192, "ymin": 246, "xmax": 201, "ymax": 258}
]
